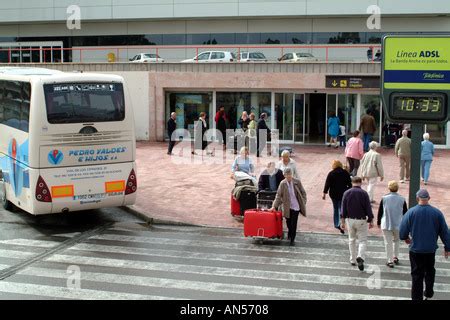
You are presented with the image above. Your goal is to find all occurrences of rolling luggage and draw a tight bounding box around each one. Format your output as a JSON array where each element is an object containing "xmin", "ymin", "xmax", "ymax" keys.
[
  {"xmin": 239, "ymin": 190, "xmax": 257, "ymax": 215},
  {"xmin": 231, "ymin": 194, "xmax": 241, "ymax": 217},
  {"xmin": 244, "ymin": 209, "xmax": 283, "ymax": 240},
  {"xmin": 231, "ymin": 190, "xmax": 257, "ymax": 218}
]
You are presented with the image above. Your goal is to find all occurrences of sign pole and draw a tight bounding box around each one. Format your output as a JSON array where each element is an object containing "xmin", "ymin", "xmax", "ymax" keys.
[{"xmin": 409, "ymin": 123, "xmax": 424, "ymax": 208}]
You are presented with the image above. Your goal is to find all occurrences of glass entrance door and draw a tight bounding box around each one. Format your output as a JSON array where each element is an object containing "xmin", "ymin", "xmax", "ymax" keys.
[{"xmin": 305, "ymin": 93, "xmax": 327, "ymax": 144}]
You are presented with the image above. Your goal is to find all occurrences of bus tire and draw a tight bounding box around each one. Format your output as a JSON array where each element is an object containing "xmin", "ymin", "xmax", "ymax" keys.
[{"xmin": 0, "ymin": 181, "xmax": 13, "ymax": 211}]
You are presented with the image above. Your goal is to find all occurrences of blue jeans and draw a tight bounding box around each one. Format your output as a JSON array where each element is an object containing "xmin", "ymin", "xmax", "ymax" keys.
[
  {"xmin": 363, "ymin": 133, "xmax": 372, "ymax": 152},
  {"xmin": 331, "ymin": 198, "xmax": 342, "ymax": 229},
  {"xmin": 421, "ymin": 160, "xmax": 432, "ymax": 183}
]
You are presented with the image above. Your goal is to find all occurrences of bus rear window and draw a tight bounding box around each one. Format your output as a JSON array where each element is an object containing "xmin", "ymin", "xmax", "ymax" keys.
[{"xmin": 44, "ymin": 83, "xmax": 125, "ymax": 124}]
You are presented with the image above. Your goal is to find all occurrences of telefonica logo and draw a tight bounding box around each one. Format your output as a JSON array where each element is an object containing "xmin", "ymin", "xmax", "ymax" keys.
[{"xmin": 423, "ymin": 73, "xmax": 445, "ymax": 80}]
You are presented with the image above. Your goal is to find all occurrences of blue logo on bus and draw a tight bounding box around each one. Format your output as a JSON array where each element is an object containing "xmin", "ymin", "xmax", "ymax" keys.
[{"xmin": 48, "ymin": 150, "xmax": 64, "ymax": 165}]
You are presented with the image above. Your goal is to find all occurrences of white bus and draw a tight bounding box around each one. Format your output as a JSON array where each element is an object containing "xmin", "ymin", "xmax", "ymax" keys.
[{"xmin": 0, "ymin": 67, "xmax": 137, "ymax": 215}]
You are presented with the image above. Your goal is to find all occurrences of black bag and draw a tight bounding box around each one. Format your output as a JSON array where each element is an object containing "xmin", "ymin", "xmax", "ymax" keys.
[{"xmin": 239, "ymin": 190, "xmax": 257, "ymax": 215}]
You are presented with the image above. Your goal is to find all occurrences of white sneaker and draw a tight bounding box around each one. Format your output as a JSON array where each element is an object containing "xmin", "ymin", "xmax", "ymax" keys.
[{"xmin": 400, "ymin": 180, "xmax": 405, "ymax": 183}]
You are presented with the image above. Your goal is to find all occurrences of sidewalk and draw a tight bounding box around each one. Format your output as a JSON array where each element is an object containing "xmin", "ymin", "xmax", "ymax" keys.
[{"xmin": 133, "ymin": 141, "xmax": 450, "ymax": 236}]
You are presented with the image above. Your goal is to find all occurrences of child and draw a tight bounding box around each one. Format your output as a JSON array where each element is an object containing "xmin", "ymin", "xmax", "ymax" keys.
[{"xmin": 339, "ymin": 124, "xmax": 346, "ymax": 147}]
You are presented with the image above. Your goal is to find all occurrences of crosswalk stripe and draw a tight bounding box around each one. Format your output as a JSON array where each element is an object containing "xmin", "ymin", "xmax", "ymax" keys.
[
  {"xmin": 40, "ymin": 253, "xmax": 450, "ymax": 296},
  {"xmin": 88, "ymin": 234, "xmax": 450, "ymax": 266},
  {"xmin": 67, "ymin": 242, "xmax": 450, "ymax": 278},
  {"xmin": 16, "ymin": 265, "xmax": 406, "ymax": 300},
  {"xmin": 0, "ymin": 281, "xmax": 182, "ymax": 300}
]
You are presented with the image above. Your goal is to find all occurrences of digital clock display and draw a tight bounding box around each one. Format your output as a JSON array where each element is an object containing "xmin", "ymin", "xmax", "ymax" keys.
[{"xmin": 390, "ymin": 93, "xmax": 447, "ymax": 121}]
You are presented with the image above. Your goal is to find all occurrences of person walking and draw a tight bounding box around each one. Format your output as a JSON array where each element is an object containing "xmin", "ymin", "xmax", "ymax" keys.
[
  {"xmin": 377, "ymin": 181, "xmax": 408, "ymax": 268},
  {"xmin": 167, "ymin": 112, "xmax": 177, "ymax": 155},
  {"xmin": 258, "ymin": 161, "xmax": 284, "ymax": 192},
  {"xmin": 339, "ymin": 124, "xmax": 347, "ymax": 147},
  {"xmin": 421, "ymin": 133, "xmax": 434, "ymax": 185},
  {"xmin": 345, "ymin": 130, "xmax": 364, "ymax": 176},
  {"xmin": 192, "ymin": 112, "xmax": 211, "ymax": 155},
  {"xmin": 256, "ymin": 113, "xmax": 271, "ymax": 157},
  {"xmin": 400, "ymin": 189, "xmax": 450, "ymax": 300},
  {"xmin": 359, "ymin": 110, "xmax": 377, "ymax": 152},
  {"xmin": 395, "ymin": 130, "xmax": 411, "ymax": 183},
  {"xmin": 327, "ymin": 112, "xmax": 340, "ymax": 148},
  {"xmin": 215, "ymin": 106, "xmax": 228, "ymax": 146},
  {"xmin": 270, "ymin": 167, "xmax": 307, "ymax": 246},
  {"xmin": 247, "ymin": 113, "xmax": 257, "ymax": 154},
  {"xmin": 341, "ymin": 176, "xmax": 374, "ymax": 271},
  {"xmin": 358, "ymin": 141, "xmax": 384, "ymax": 203},
  {"xmin": 322, "ymin": 160, "xmax": 352, "ymax": 234},
  {"xmin": 277, "ymin": 150, "xmax": 300, "ymax": 180},
  {"xmin": 238, "ymin": 111, "xmax": 250, "ymax": 131}
]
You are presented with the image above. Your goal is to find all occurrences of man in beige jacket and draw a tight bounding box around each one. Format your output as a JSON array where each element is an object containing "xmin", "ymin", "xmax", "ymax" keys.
[
  {"xmin": 270, "ymin": 167, "xmax": 307, "ymax": 246},
  {"xmin": 394, "ymin": 130, "xmax": 411, "ymax": 183},
  {"xmin": 358, "ymin": 141, "xmax": 384, "ymax": 203}
]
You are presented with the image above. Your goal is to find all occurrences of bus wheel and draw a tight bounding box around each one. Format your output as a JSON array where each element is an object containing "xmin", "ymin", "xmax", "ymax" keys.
[{"xmin": 0, "ymin": 181, "xmax": 13, "ymax": 211}]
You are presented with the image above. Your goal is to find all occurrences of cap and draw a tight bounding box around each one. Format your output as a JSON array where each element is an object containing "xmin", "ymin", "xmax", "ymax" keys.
[{"xmin": 416, "ymin": 189, "xmax": 430, "ymax": 199}]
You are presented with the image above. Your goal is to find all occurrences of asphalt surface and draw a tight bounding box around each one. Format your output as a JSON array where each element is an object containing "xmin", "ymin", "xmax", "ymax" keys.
[{"xmin": 0, "ymin": 206, "xmax": 449, "ymax": 300}]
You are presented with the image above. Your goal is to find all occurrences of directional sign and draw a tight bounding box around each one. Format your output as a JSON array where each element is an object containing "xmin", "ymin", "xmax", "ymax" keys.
[
  {"xmin": 326, "ymin": 76, "xmax": 379, "ymax": 89},
  {"xmin": 382, "ymin": 35, "xmax": 450, "ymax": 124}
]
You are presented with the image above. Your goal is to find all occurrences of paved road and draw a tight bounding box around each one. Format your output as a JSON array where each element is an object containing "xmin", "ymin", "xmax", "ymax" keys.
[{"xmin": 0, "ymin": 207, "xmax": 449, "ymax": 300}]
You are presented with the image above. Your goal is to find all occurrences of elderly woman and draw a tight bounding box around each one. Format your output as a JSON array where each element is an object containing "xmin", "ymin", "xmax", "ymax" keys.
[
  {"xmin": 322, "ymin": 160, "xmax": 352, "ymax": 234},
  {"xmin": 421, "ymin": 133, "xmax": 435, "ymax": 185},
  {"xmin": 258, "ymin": 161, "xmax": 284, "ymax": 192},
  {"xmin": 238, "ymin": 111, "xmax": 250, "ymax": 131},
  {"xmin": 327, "ymin": 112, "xmax": 340, "ymax": 148},
  {"xmin": 231, "ymin": 146, "xmax": 255, "ymax": 180},
  {"xmin": 270, "ymin": 167, "xmax": 307, "ymax": 246},
  {"xmin": 377, "ymin": 181, "xmax": 408, "ymax": 268},
  {"xmin": 277, "ymin": 150, "xmax": 300, "ymax": 180},
  {"xmin": 358, "ymin": 141, "xmax": 384, "ymax": 203}
]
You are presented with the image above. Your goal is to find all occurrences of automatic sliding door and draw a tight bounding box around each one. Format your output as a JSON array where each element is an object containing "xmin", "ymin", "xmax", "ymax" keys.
[{"xmin": 294, "ymin": 94, "xmax": 305, "ymax": 143}]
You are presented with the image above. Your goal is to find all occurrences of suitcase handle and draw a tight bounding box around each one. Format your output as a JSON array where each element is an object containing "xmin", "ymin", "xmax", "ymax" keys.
[{"xmin": 257, "ymin": 228, "xmax": 265, "ymax": 237}]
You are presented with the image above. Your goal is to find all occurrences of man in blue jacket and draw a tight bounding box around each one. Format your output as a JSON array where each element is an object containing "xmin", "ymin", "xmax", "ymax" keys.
[{"xmin": 400, "ymin": 189, "xmax": 450, "ymax": 300}]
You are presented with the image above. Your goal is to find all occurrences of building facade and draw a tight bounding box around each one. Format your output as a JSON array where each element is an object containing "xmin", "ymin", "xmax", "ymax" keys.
[{"xmin": 1, "ymin": 0, "xmax": 449, "ymax": 147}]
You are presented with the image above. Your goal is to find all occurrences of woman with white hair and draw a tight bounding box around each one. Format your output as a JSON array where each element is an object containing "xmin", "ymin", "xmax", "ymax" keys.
[
  {"xmin": 421, "ymin": 133, "xmax": 435, "ymax": 185},
  {"xmin": 358, "ymin": 141, "xmax": 384, "ymax": 203},
  {"xmin": 277, "ymin": 150, "xmax": 300, "ymax": 180}
]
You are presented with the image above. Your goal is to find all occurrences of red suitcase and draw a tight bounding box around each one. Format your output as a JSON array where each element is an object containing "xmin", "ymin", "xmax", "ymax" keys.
[
  {"xmin": 244, "ymin": 209, "xmax": 283, "ymax": 240},
  {"xmin": 231, "ymin": 194, "xmax": 241, "ymax": 217}
]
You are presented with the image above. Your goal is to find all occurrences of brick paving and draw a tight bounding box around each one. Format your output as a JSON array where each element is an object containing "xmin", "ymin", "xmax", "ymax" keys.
[{"xmin": 134, "ymin": 141, "xmax": 450, "ymax": 236}]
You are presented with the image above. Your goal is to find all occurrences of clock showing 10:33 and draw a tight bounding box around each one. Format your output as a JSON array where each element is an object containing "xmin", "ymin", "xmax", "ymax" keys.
[{"xmin": 390, "ymin": 92, "xmax": 447, "ymax": 121}]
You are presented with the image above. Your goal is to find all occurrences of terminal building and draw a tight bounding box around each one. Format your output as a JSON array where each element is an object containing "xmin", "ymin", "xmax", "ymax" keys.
[{"xmin": 0, "ymin": 0, "xmax": 449, "ymax": 147}]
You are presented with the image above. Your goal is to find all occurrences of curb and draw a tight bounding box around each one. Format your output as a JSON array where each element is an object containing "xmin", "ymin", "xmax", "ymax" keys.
[{"xmin": 120, "ymin": 205, "xmax": 201, "ymax": 227}]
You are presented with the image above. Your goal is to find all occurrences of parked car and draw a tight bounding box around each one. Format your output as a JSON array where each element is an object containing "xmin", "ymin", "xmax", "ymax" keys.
[
  {"xmin": 278, "ymin": 52, "xmax": 319, "ymax": 62},
  {"xmin": 129, "ymin": 53, "xmax": 164, "ymax": 63},
  {"xmin": 239, "ymin": 52, "xmax": 268, "ymax": 62},
  {"xmin": 181, "ymin": 51, "xmax": 236, "ymax": 63}
]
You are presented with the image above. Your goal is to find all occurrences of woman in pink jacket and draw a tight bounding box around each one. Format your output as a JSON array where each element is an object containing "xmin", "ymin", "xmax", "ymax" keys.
[{"xmin": 345, "ymin": 130, "xmax": 364, "ymax": 176}]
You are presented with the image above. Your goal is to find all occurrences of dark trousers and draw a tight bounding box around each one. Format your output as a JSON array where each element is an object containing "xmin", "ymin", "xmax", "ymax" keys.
[
  {"xmin": 409, "ymin": 251, "xmax": 436, "ymax": 300},
  {"xmin": 331, "ymin": 198, "xmax": 342, "ymax": 229},
  {"xmin": 168, "ymin": 139, "xmax": 176, "ymax": 154},
  {"xmin": 347, "ymin": 157, "xmax": 360, "ymax": 176},
  {"xmin": 286, "ymin": 210, "xmax": 300, "ymax": 241},
  {"xmin": 339, "ymin": 135, "xmax": 346, "ymax": 147}
]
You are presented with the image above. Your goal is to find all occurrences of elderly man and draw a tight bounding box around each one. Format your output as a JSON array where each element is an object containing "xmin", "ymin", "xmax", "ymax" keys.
[
  {"xmin": 167, "ymin": 112, "xmax": 177, "ymax": 155},
  {"xmin": 358, "ymin": 141, "xmax": 384, "ymax": 203},
  {"xmin": 341, "ymin": 176, "xmax": 374, "ymax": 271},
  {"xmin": 400, "ymin": 189, "xmax": 450, "ymax": 300},
  {"xmin": 270, "ymin": 168, "xmax": 307, "ymax": 246},
  {"xmin": 395, "ymin": 130, "xmax": 411, "ymax": 183}
]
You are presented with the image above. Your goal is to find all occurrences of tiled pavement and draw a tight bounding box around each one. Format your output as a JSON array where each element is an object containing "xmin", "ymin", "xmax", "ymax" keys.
[{"xmin": 133, "ymin": 141, "xmax": 450, "ymax": 236}]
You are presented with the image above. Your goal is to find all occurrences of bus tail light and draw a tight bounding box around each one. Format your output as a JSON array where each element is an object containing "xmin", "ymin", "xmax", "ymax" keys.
[
  {"xmin": 36, "ymin": 176, "xmax": 52, "ymax": 202},
  {"xmin": 125, "ymin": 169, "xmax": 137, "ymax": 195}
]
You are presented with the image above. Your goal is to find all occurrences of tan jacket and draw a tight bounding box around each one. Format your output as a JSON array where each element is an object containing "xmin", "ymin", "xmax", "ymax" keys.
[
  {"xmin": 359, "ymin": 115, "xmax": 377, "ymax": 134},
  {"xmin": 272, "ymin": 178, "xmax": 307, "ymax": 218},
  {"xmin": 358, "ymin": 150, "xmax": 384, "ymax": 179},
  {"xmin": 395, "ymin": 136, "xmax": 411, "ymax": 157}
]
